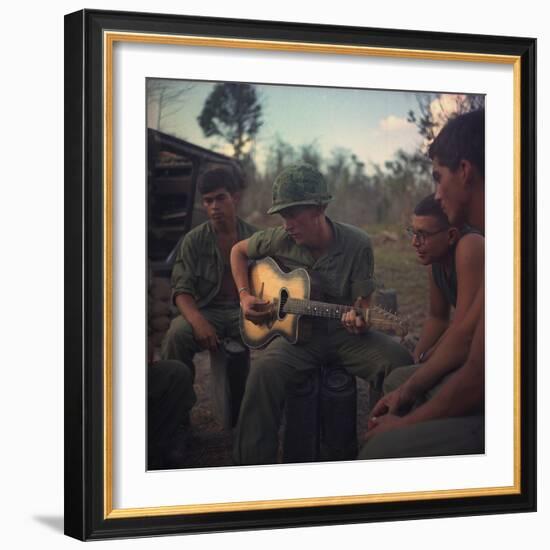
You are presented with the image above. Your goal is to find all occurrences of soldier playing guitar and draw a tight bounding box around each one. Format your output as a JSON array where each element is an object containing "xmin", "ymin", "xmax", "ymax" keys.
[{"xmin": 230, "ymin": 163, "xmax": 412, "ymax": 465}]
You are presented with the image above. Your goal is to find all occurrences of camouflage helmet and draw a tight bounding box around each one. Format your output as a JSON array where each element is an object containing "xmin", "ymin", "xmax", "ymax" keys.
[{"xmin": 267, "ymin": 163, "xmax": 332, "ymax": 215}]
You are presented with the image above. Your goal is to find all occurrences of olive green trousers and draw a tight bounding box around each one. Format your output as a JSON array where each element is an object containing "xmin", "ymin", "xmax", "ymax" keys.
[
  {"xmin": 148, "ymin": 360, "xmax": 196, "ymax": 468},
  {"xmin": 233, "ymin": 320, "xmax": 412, "ymax": 465},
  {"xmin": 358, "ymin": 364, "xmax": 484, "ymax": 460},
  {"xmin": 160, "ymin": 305, "xmax": 242, "ymax": 368}
]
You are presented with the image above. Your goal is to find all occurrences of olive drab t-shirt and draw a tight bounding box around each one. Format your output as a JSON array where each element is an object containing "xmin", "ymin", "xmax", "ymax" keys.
[
  {"xmin": 431, "ymin": 225, "xmax": 484, "ymax": 308},
  {"xmin": 247, "ymin": 218, "xmax": 376, "ymax": 305}
]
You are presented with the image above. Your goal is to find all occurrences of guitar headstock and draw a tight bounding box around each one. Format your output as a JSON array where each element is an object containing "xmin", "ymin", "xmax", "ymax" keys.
[{"xmin": 365, "ymin": 305, "xmax": 409, "ymax": 337}]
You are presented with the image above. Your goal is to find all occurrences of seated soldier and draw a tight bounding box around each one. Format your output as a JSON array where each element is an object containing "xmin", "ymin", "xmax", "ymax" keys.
[
  {"xmin": 357, "ymin": 109, "xmax": 486, "ymax": 459},
  {"xmin": 382, "ymin": 193, "xmax": 484, "ymax": 396},
  {"xmin": 161, "ymin": 166, "xmax": 257, "ymax": 378},
  {"xmin": 230, "ymin": 162, "xmax": 412, "ymax": 466},
  {"xmin": 148, "ymin": 271, "xmax": 195, "ymax": 470},
  {"xmin": 148, "ymin": 359, "xmax": 196, "ymax": 470}
]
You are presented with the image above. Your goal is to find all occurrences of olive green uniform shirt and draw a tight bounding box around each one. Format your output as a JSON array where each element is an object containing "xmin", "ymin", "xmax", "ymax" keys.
[
  {"xmin": 247, "ymin": 218, "xmax": 376, "ymax": 304},
  {"xmin": 171, "ymin": 218, "xmax": 257, "ymax": 308},
  {"xmin": 234, "ymin": 219, "xmax": 413, "ymax": 465}
]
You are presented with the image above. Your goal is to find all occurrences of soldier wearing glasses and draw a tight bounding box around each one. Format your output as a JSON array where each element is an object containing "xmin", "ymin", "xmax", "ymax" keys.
[
  {"xmin": 405, "ymin": 194, "xmax": 484, "ymax": 368},
  {"xmin": 375, "ymin": 194, "xmax": 484, "ymax": 402}
]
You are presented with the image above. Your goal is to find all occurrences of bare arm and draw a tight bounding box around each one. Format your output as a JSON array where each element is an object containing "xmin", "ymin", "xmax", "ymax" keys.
[
  {"xmin": 404, "ymin": 235, "xmax": 485, "ymax": 394},
  {"xmin": 406, "ymin": 285, "xmax": 482, "ymax": 396},
  {"xmin": 367, "ymin": 310, "xmax": 484, "ymax": 439},
  {"xmin": 415, "ymin": 235, "xmax": 484, "ymax": 362},
  {"xmin": 451, "ymin": 234, "xmax": 485, "ymax": 324},
  {"xmin": 230, "ymin": 239, "xmax": 269, "ymax": 322},
  {"xmin": 407, "ymin": 308, "xmax": 485, "ymax": 422},
  {"xmin": 230, "ymin": 239, "xmax": 251, "ymax": 293},
  {"xmin": 370, "ymin": 282, "xmax": 483, "ymax": 421},
  {"xmin": 414, "ymin": 269, "xmax": 450, "ymax": 362},
  {"xmin": 368, "ymin": 235, "xmax": 484, "ymax": 421}
]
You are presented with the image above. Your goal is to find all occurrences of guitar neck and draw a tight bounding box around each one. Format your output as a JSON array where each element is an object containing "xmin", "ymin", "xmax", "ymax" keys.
[
  {"xmin": 283, "ymin": 298, "xmax": 403, "ymax": 333},
  {"xmin": 284, "ymin": 298, "xmax": 358, "ymax": 320}
]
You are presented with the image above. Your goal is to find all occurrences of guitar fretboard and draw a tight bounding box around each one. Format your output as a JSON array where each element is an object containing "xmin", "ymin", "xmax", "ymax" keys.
[
  {"xmin": 283, "ymin": 298, "xmax": 354, "ymax": 319},
  {"xmin": 282, "ymin": 298, "xmax": 403, "ymax": 332}
]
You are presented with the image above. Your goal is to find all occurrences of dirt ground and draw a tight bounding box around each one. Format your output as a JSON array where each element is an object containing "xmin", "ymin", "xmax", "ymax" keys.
[{"xmin": 173, "ymin": 225, "xmax": 428, "ymax": 469}]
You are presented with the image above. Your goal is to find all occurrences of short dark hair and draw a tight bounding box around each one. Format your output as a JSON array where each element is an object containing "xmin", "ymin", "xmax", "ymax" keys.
[
  {"xmin": 414, "ymin": 194, "xmax": 450, "ymax": 228},
  {"xmin": 428, "ymin": 109, "xmax": 485, "ymax": 177},
  {"xmin": 198, "ymin": 166, "xmax": 242, "ymax": 195}
]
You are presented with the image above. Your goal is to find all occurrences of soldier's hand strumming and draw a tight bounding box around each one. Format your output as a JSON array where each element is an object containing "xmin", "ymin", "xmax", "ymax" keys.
[{"xmin": 240, "ymin": 293, "xmax": 271, "ymax": 326}]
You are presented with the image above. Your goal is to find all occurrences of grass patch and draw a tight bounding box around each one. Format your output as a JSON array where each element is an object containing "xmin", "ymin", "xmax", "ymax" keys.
[{"xmin": 368, "ymin": 224, "xmax": 429, "ymax": 337}]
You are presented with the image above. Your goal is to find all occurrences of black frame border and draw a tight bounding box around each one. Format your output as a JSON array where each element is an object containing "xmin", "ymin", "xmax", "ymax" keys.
[{"xmin": 64, "ymin": 9, "xmax": 536, "ymax": 541}]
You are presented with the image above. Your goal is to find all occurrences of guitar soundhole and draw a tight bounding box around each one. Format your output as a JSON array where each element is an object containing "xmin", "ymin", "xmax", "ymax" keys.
[{"xmin": 278, "ymin": 288, "xmax": 289, "ymax": 319}]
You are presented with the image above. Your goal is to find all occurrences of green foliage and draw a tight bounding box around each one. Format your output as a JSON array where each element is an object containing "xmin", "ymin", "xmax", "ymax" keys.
[
  {"xmin": 266, "ymin": 135, "xmax": 297, "ymax": 177},
  {"xmin": 298, "ymin": 142, "xmax": 322, "ymax": 170},
  {"xmin": 327, "ymin": 148, "xmax": 352, "ymax": 191},
  {"xmin": 239, "ymin": 92, "xmax": 484, "ymax": 227},
  {"xmin": 197, "ymin": 83, "xmax": 263, "ymax": 159},
  {"xmin": 242, "ymin": 136, "xmax": 434, "ymax": 228}
]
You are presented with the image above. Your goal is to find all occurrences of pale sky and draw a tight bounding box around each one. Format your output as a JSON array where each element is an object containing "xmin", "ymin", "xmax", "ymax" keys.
[{"xmin": 147, "ymin": 79, "xmax": 435, "ymax": 173}]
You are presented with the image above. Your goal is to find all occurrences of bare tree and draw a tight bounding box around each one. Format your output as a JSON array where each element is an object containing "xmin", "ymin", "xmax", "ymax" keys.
[
  {"xmin": 147, "ymin": 79, "xmax": 195, "ymax": 134},
  {"xmin": 407, "ymin": 92, "xmax": 485, "ymax": 145}
]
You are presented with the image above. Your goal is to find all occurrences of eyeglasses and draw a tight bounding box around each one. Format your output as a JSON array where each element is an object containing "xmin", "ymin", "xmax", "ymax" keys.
[{"xmin": 406, "ymin": 226, "xmax": 447, "ymax": 244}]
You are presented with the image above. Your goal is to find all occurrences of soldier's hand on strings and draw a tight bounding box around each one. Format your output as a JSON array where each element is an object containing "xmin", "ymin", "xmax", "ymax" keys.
[
  {"xmin": 341, "ymin": 307, "xmax": 367, "ymax": 334},
  {"xmin": 191, "ymin": 317, "xmax": 221, "ymax": 351},
  {"xmin": 240, "ymin": 292, "xmax": 271, "ymax": 325}
]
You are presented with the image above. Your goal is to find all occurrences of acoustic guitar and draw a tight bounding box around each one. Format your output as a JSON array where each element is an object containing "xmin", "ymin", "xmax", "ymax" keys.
[{"xmin": 240, "ymin": 257, "xmax": 408, "ymax": 349}]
